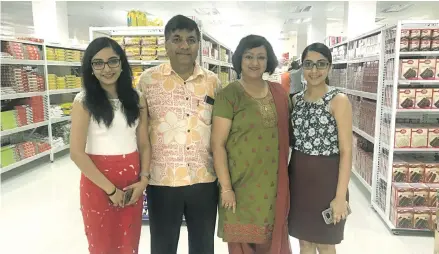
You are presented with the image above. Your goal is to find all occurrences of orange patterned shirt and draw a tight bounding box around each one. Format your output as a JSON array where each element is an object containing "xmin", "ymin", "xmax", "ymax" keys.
[{"xmin": 137, "ymin": 63, "xmax": 221, "ymax": 187}]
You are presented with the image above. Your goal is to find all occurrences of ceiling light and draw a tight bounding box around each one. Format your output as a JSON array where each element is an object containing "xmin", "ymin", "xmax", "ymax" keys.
[
  {"xmin": 375, "ymin": 17, "xmax": 386, "ymax": 22},
  {"xmin": 381, "ymin": 4, "xmax": 412, "ymax": 13},
  {"xmin": 291, "ymin": 5, "xmax": 312, "ymax": 13},
  {"xmin": 194, "ymin": 8, "xmax": 219, "ymax": 15}
]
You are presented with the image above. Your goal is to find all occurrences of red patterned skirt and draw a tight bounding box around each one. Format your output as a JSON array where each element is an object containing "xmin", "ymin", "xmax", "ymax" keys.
[{"xmin": 80, "ymin": 151, "xmax": 143, "ymax": 254}]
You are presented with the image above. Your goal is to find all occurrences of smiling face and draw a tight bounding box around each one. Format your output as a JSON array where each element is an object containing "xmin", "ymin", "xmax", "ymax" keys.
[
  {"xmin": 165, "ymin": 29, "xmax": 199, "ymax": 66},
  {"xmin": 241, "ymin": 46, "xmax": 267, "ymax": 79},
  {"xmin": 91, "ymin": 47, "xmax": 122, "ymax": 86},
  {"xmin": 302, "ymin": 51, "xmax": 331, "ymax": 87}
]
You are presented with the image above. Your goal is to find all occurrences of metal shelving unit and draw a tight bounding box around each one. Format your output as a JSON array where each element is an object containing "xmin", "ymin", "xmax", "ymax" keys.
[
  {"xmin": 372, "ymin": 20, "xmax": 439, "ymax": 235},
  {"xmin": 329, "ymin": 27, "xmax": 385, "ymax": 194},
  {"xmin": 1, "ymin": 38, "xmax": 82, "ymax": 172}
]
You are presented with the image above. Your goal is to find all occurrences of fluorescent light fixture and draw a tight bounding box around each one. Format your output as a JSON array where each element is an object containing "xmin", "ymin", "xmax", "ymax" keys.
[
  {"xmin": 194, "ymin": 8, "xmax": 219, "ymax": 15},
  {"xmin": 381, "ymin": 4, "xmax": 412, "ymax": 13},
  {"xmin": 291, "ymin": 5, "xmax": 312, "ymax": 13}
]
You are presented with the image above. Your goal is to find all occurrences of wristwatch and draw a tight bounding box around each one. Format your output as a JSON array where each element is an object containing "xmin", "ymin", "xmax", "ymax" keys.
[{"xmin": 140, "ymin": 172, "xmax": 151, "ymax": 180}]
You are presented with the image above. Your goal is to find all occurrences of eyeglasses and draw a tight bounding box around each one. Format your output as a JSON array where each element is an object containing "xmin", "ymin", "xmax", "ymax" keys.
[
  {"xmin": 302, "ymin": 60, "xmax": 330, "ymax": 70},
  {"xmin": 91, "ymin": 58, "xmax": 121, "ymax": 70},
  {"xmin": 170, "ymin": 37, "xmax": 198, "ymax": 46}
]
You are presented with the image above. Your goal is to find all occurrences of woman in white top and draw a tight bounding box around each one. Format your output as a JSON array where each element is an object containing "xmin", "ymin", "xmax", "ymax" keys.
[{"xmin": 70, "ymin": 37, "xmax": 151, "ymax": 254}]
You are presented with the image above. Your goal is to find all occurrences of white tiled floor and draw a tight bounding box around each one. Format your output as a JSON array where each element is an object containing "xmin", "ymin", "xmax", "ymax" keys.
[{"xmin": 0, "ymin": 155, "xmax": 433, "ymax": 254}]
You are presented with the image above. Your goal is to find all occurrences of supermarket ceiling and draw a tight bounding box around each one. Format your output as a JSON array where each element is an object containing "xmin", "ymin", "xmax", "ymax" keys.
[{"xmin": 1, "ymin": 1, "xmax": 439, "ymax": 51}]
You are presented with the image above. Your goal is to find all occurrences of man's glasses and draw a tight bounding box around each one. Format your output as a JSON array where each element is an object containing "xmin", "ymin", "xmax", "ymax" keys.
[
  {"xmin": 91, "ymin": 58, "xmax": 121, "ymax": 70},
  {"xmin": 302, "ymin": 60, "xmax": 330, "ymax": 70}
]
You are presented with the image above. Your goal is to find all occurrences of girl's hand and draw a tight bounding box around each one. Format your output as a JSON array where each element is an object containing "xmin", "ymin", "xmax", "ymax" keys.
[
  {"xmin": 330, "ymin": 197, "xmax": 348, "ymax": 225},
  {"xmin": 123, "ymin": 178, "xmax": 148, "ymax": 206},
  {"xmin": 109, "ymin": 188, "xmax": 125, "ymax": 207},
  {"xmin": 221, "ymin": 189, "xmax": 236, "ymax": 213}
]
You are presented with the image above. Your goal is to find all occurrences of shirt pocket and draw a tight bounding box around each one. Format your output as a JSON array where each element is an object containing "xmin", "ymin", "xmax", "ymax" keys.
[{"xmin": 195, "ymin": 99, "xmax": 213, "ymax": 126}]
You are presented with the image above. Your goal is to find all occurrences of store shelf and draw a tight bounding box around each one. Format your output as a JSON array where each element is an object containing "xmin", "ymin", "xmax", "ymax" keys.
[
  {"xmin": 1, "ymin": 91, "xmax": 46, "ymax": 100},
  {"xmin": 46, "ymin": 61, "xmax": 81, "ymax": 66},
  {"xmin": 353, "ymin": 126, "xmax": 375, "ymax": 143},
  {"xmin": 45, "ymin": 43, "xmax": 87, "ymax": 51},
  {"xmin": 1, "ymin": 121, "xmax": 49, "ymax": 136},
  {"xmin": 0, "ymin": 59, "xmax": 45, "ymax": 65},
  {"xmin": 1, "ymin": 150, "xmax": 51, "ymax": 174},
  {"xmin": 128, "ymin": 60, "xmax": 168, "ymax": 66},
  {"xmin": 398, "ymin": 80, "xmax": 439, "ymax": 85},
  {"xmin": 340, "ymin": 88, "xmax": 377, "ymax": 100},
  {"xmin": 51, "ymin": 116, "xmax": 71, "ymax": 124},
  {"xmin": 393, "ymin": 148, "xmax": 439, "ymax": 153},
  {"xmin": 397, "ymin": 108, "xmax": 439, "ymax": 114},
  {"xmin": 348, "ymin": 55, "xmax": 380, "ymax": 64},
  {"xmin": 352, "ymin": 167, "xmax": 372, "ymax": 192},
  {"xmin": 399, "ymin": 51, "xmax": 439, "ymax": 57},
  {"xmin": 53, "ymin": 144, "xmax": 69, "ymax": 153},
  {"xmin": 49, "ymin": 88, "xmax": 82, "ymax": 95},
  {"xmin": 371, "ymin": 20, "xmax": 439, "ymax": 235},
  {"xmin": 333, "ymin": 60, "xmax": 348, "ymax": 65},
  {"xmin": 0, "ymin": 37, "xmax": 44, "ymax": 46}
]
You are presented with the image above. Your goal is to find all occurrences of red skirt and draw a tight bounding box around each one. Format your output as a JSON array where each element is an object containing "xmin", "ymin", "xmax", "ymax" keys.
[{"xmin": 80, "ymin": 151, "xmax": 143, "ymax": 254}]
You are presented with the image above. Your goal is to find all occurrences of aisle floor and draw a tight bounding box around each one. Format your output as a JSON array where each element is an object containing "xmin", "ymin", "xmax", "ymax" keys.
[{"xmin": 0, "ymin": 155, "xmax": 433, "ymax": 254}]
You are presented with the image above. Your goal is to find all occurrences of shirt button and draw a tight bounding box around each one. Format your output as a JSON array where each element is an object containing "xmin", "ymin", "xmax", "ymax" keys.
[
  {"xmin": 187, "ymin": 130, "xmax": 190, "ymax": 133},
  {"xmin": 186, "ymin": 113, "xmax": 190, "ymax": 117},
  {"xmin": 186, "ymin": 97, "xmax": 189, "ymax": 100},
  {"xmin": 187, "ymin": 147, "xmax": 190, "ymax": 150},
  {"xmin": 184, "ymin": 82, "xmax": 186, "ymax": 85}
]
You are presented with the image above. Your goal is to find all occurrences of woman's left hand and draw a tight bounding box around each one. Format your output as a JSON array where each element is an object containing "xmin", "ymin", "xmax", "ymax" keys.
[
  {"xmin": 123, "ymin": 178, "xmax": 148, "ymax": 206},
  {"xmin": 330, "ymin": 197, "xmax": 348, "ymax": 225}
]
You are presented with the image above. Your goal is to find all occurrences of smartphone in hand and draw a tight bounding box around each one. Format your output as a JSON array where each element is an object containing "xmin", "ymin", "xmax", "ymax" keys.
[
  {"xmin": 123, "ymin": 189, "xmax": 134, "ymax": 206},
  {"xmin": 322, "ymin": 203, "xmax": 352, "ymax": 225}
]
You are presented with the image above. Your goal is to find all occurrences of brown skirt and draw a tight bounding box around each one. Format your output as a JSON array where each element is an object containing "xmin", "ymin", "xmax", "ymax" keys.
[{"xmin": 288, "ymin": 150, "xmax": 349, "ymax": 245}]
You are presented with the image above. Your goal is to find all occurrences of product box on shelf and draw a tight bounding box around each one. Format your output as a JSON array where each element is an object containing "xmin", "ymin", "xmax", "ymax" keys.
[
  {"xmin": 429, "ymin": 184, "xmax": 439, "ymax": 207},
  {"xmin": 400, "ymin": 59, "xmax": 419, "ymax": 80},
  {"xmin": 408, "ymin": 159, "xmax": 425, "ymax": 183},
  {"xmin": 391, "ymin": 207, "xmax": 414, "ymax": 228},
  {"xmin": 436, "ymin": 61, "xmax": 439, "ymax": 80},
  {"xmin": 411, "ymin": 183, "xmax": 428, "ymax": 207},
  {"xmin": 410, "ymin": 126, "xmax": 429, "ymax": 148},
  {"xmin": 400, "ymin": 40, "xmax": 409, "ymax": 52},
  {"xmin": 425, "ymin": 159, "xmax": 439, "ymax": 183},
  {"xmin": 414, "ymin": 207, "xmax": 431, "ymax": 230},
  {"xmin": 415, "ymin": 88, "xmax": 433, "ymax": 108},
  {"xmin": 409, "ymin": 40, "xmax": 421, "ymax": 52},
  {"xmin": 411, "ymin": 29, "xmax": 421, "ymax": 40},
  {"xmin": 394, "ymin": 125, "xmax": 411, "ymax": 148},
  {"xmin": 431, "ymin": 208, "xmax": 437, "ymax": 230},
  {"xmin": 429, "ymin": 127, "xmax": 439, "ymax": 148},
  {"xmin": 420, "ymin": 40, "xmax": 432, "ymax": 51},
  {"xmin": 419, "ymin": 59, "xmax": 436, "ymax": 80},
  {"xmin": 393, "ymin": 157, "xmax": 409, "ymax": 182},
  {"xmin": 392, "ymin": 183, "xmax": 414, "ymax": 207},
  {"xmin": 398, "ymin": 89, "xmax": 416, "ymax": 109},
  {"xmin": 432, "ymin": 40, "xmax": 439, "ymax": 51}
]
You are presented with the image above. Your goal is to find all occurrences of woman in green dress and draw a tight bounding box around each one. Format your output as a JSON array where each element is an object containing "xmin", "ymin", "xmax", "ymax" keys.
[{"xmin": 211, "ymin": 35, "xmax": 291, "ymax": 254}]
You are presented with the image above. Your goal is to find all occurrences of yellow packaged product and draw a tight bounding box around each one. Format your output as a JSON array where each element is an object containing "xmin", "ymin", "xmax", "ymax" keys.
[
  {"xmin": 141, "ymin": 37, "xmax": 157, "ymax": 46},
  {"xmin": 157, "ymin": 47, "xmax": 167, "ymax": 57},
  {"xmin": 112, "ymin": 36, "xmax": 125, "ymax": 45},
  {"xmin": 141, "ymin": 47, "xmax": 157, "ymax": 56},
  {"xmin": 124, "ymin": 36, "xmax": 142, "ymax": 45},
  {"xmin": 141, "ymin": 55, "xmax": 156, "ymax": 61},
  {"xmin": 124, "ymin": 46, "xmax": 141, "ymax": 56},
  {"xmin": 157, "ymin": 37, "xmax": 165, "ymax": 46}
]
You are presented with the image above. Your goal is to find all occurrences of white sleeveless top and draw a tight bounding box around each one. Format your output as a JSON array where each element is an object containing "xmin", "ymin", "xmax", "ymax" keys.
[{"xmin": 74, "ymin": 91, "xmax": 139, "ymax": 155}]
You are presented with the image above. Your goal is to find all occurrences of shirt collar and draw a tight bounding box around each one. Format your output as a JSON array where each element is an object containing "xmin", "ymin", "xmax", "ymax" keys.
[{"xmin": 162, "ymin": 62, "xmax": 205, "ymax": 79}]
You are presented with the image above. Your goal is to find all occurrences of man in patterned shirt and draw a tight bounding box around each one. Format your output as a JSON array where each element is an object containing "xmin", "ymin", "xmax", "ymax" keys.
[{"xmin": 137, "ymin": 15, "xmax": 221, "ymax": 254}]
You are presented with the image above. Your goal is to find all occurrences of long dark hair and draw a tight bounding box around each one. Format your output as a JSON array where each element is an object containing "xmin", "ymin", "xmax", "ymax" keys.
[
  {"xmin": 301, "ymin": 42, "xmax": 332, "ymax": 85},
  {"xmin": 81, "ymin": 37, "xmax": 140, "ymax": 128}
]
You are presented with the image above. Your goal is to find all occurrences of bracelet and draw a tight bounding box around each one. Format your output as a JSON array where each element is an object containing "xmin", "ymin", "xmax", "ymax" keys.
[
  {"xmin": 221, "ymin": 189, "xmax": 233, "ymax": 194},
  {"xmin": 107, "ymin": 187, "xmax": 117, "ymax": 196}
]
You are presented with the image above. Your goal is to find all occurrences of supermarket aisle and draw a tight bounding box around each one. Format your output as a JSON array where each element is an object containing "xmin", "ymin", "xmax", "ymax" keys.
[{"xmin": 0, "ymin": 155, "xmax": 433, "ymax": 254}]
